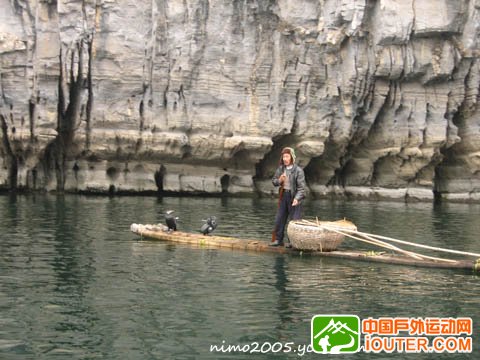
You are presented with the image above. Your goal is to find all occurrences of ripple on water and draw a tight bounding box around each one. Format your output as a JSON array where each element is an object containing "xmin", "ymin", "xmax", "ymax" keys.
[
  {"xmin": 1, "ymin": 194, "xmax": 479, "ymax": 359},
  {"xmin": 0, "ymin": 340, "xmax": 26, "ymax": 351}
]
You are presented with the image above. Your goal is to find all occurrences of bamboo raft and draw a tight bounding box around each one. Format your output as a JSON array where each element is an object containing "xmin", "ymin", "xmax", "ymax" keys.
[{"xmin": 130, "ymin": 223, "xmax": 480, "ymax": 273}]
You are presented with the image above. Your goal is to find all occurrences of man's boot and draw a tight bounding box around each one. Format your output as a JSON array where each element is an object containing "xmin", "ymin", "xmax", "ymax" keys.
[{"xmin": 269, "ymin": 240, "xmax": 283, "ymax": 247}]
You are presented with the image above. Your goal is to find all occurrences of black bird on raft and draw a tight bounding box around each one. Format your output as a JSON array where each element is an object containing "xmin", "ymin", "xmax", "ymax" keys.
[
  {"xmin": 200, "ymin": 216, "xmax": 217, "ymax": 235},
  {"xmin": 164, "ymin": 210, "xmax": 178, "ymax": 231}
]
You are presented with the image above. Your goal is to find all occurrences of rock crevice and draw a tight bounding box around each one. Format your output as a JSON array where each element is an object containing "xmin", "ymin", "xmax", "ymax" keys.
[{"xmin": 0, "ymin": 0, "xmax": 479, "ymax": 202}]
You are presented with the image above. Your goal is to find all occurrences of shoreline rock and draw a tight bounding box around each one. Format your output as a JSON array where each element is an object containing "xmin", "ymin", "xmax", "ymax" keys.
[{"xmin": 0, "ymin": 1, "xmax": 479, "ymax": 202}]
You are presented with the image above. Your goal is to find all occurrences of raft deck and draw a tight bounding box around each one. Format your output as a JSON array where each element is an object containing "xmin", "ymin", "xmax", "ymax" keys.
[{"xmin": 130, "ymin": 224, "xmax": 479, "ymax": 273}]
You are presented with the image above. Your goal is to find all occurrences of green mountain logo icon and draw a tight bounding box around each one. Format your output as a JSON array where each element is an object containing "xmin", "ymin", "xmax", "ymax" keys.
[{"xmin": 311, "ymin": 315, "xmax": 360, "ymax": 354}]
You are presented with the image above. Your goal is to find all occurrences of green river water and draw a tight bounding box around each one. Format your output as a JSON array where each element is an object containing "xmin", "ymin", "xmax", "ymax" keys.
[{"xmin": 0, "ymin": 194, "xmax": 479, "ymax": 359}]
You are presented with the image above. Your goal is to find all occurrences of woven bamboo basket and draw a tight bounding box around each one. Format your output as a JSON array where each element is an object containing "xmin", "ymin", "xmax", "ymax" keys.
[{"xmin": 287, "ymin": 219, "xmax": 357, "ymax": 251}]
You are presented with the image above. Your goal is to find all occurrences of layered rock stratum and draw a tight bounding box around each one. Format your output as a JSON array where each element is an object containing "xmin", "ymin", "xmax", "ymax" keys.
[{"xmin": 0, "ymin": 0, "xmax": 479, "ymax": 201}]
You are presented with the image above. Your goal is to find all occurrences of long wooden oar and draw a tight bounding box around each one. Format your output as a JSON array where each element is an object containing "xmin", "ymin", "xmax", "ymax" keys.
[{"xmin": 271, "ymin": 187, "xmax": 285, "ymax": 243}]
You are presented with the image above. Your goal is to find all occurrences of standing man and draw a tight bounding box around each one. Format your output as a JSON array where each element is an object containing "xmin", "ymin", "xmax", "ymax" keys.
[{"xmin": 270, "ymin": 147, "xmax": 306, "ymax": 247}]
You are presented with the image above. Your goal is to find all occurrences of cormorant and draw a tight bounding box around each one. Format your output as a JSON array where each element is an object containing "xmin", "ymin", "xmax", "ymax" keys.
[
  {"xmin": 200, "ymin": 216, "xmax": 217, "ymax": 235},
  {"xmin": 164, "ymin": 210, "xmax": 178, "ymax": 231}
]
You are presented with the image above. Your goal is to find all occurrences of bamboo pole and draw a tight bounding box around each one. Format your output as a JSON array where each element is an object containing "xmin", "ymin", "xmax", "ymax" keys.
[
  {"xmin": 323, "ymin": 226, "xmax": 480, "ymax": 258},
  {"xmin": 298, "ymin": 219, "xmax": 425, "ymax": 260},
  {"xmin": 321, "ymin": 225, "xmax": 458, "ymax": 264},
  {"xmin": 329, "ymin": 228, "xmax": 424, "ymax": 260},
  {"xmin": 297, "ymin": 219, "xmax": 461, "ymax": 263}
]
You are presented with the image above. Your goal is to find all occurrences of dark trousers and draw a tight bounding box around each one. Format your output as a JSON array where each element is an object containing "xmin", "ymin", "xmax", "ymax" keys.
[{"xmin": 273, "ymin": 190, "xmax": 303, "ymax": 244}]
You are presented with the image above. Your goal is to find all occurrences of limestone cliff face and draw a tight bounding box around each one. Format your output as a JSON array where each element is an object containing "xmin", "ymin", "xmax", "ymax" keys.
[{"xmin": 0, "ymin": 0, "xmax": 479, "ymax": 201}]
